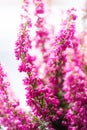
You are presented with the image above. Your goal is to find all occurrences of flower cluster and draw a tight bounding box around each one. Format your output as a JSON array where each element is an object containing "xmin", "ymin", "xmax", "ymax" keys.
[
  {"xmin": 15, "ymin": 0, "xmax": 77, "ymax": 129},
  {"xmin": 63, "ymin": 30, "xmax": 87, "ymax": 130},
  {"xmin": 0, "ymin": 64, "xmax": 36, "ymax": 130}
]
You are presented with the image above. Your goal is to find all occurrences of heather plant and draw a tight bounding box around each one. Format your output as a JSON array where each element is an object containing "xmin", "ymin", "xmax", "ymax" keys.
[{"xmin": 0, "ymin": 0, "xmax": 87, "ymax": 130}]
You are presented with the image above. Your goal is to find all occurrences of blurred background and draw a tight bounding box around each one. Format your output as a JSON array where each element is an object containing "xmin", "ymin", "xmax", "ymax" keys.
[{"xmin": 0, "ymin": 0, "xmax": 84, "ymax": 109}]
